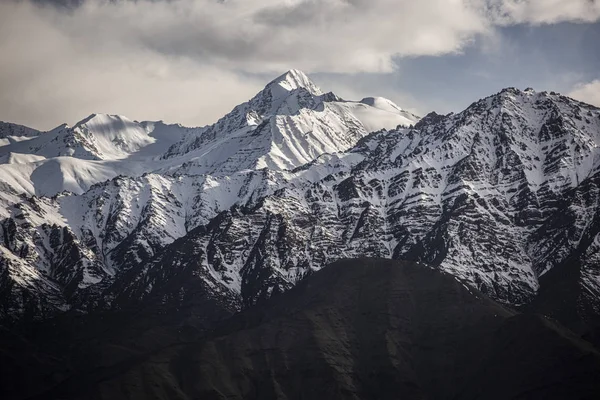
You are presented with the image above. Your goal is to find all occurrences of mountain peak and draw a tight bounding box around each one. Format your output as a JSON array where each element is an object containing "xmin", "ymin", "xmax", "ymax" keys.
[
  {"xmin": 73, "ymin": 113, "xmax": 132, "ymax": 130},
  {"xmin": 267, "ymin": 69, "xmax": 323, "ymax": 96},
  {"xmin": 73, "ymin": 113, "xmax": 100, "ymax": 128},
  {"xmin": 360, "ymin": 97, "xmax": 404, "ymax": 112}
]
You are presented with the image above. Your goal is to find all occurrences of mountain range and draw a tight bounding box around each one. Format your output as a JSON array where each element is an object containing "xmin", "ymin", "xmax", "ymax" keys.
[
  {"xmin": 2, "ymin": 69, "xmax": 600, "ymax": 399},
  {"xmin": 0, "ymin": 70, "xmax": 599, "ymax": 328},
  {"xmin": 2, "ymin": 70, "xmax": 599, "ymax": 327}
]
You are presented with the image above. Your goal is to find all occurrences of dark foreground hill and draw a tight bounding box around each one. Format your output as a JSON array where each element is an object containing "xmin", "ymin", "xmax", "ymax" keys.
[{"xmin": 3, "ymin": 259, "xmax": 600, "ymax": 400}]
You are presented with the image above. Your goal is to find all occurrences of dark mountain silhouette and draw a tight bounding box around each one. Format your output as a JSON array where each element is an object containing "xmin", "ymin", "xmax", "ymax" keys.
[{"xmin": 3, "ymin": 259, "xmax": 599, "ymax": 400}]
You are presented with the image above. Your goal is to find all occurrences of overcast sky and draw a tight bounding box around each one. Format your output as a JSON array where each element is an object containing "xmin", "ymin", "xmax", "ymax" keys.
[{"xmin": 1, "ymin": 0, "xmax": 600, "ymax": 130}]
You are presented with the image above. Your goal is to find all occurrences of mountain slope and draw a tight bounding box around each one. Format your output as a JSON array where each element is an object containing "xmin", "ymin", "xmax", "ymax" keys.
[
  {"xmin": 9, "ymin": 259, "xmax": 600, "ymax": 400},
  {"xmin": 169, "ymin": 259, "xmax": 600, "ymax": 400}
]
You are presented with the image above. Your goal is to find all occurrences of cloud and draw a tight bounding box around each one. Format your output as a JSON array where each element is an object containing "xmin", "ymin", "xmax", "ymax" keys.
[
  {"xmin": 490, "ymin": 0, "xmax": 600, "ymax": 25},
  {"xmin": 0, "ymin": 1, "xmax": 266, "ymax": 129},
  {"xmin": 1, "ymin": 0, "xmax": 600, "ymax": 129},
  {"xmin": 569, "ymin": 80, "xmax": 600, "ymax": 108},
  {"xmin": 27, "ymin": 0, "xmax": 492, "ymax": 74}
]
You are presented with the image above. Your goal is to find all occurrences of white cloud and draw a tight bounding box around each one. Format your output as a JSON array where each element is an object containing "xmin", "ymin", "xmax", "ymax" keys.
[
  {"xmin": 25, "ymin": 0, "xmax": 492, "ymax": 73},
  {"xmin": 0, "ymin": 1, "xmax": 267, "ymax": 129},
  {"xmin": 569, "ymin": 80, "xmax": 600, "ymax": 108},
  {"xmin": 491, "ymin": 0, "xmax": 600, "ymax": 25},
  {"xmin": 1, "ymin": 0, "xmax": 599, "ymax": 129}
]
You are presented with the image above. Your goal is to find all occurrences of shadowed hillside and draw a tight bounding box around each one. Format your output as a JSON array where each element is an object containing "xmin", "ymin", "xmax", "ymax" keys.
[{"xmin": 8, "ymin": 259, "xmax": 598, "ymax": 400}]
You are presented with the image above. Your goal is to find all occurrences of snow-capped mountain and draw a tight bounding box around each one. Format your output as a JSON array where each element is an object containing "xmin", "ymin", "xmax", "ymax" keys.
[
  {"xmin": 0, "ymin": 72, "xmax": 599, "ymax": 336},
  {"xmin": 0, "ymin": 70, "xmax": 421, "ymax": 321},
  {"xmin": 161, "ymin": 69, "xmax": 419, "ymax": 174},
  {"xmin": 0, "ymin": 70, "xmax": 416, "ymax": 199}
]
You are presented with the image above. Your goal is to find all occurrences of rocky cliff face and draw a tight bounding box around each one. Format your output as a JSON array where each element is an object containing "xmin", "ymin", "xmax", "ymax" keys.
[{"xmin": 0, "ymin": 73, "xmax": 599, "ymax": 331}]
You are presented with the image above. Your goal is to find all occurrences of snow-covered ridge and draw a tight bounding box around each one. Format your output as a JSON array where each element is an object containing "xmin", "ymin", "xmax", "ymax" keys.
[
  {"xmin": 0, "ymin": 118, "xmax": 196, "ymax": 197},
  {"xmin": 0, "ymin": 121, "xmax": 40, "ymax": 139},
  {"xmin": 0, "ymin": 70, "xmax": 416, "ymax": 198},
  {"xmin": 70, "ymin": 113, "xmax": 156, "ymax": 160}
]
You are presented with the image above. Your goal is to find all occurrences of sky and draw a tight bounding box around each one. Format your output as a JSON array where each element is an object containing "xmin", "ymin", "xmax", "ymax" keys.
[{"xmin": 1, "ymin": 0, "xmax": 600, "ymax": 130}]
